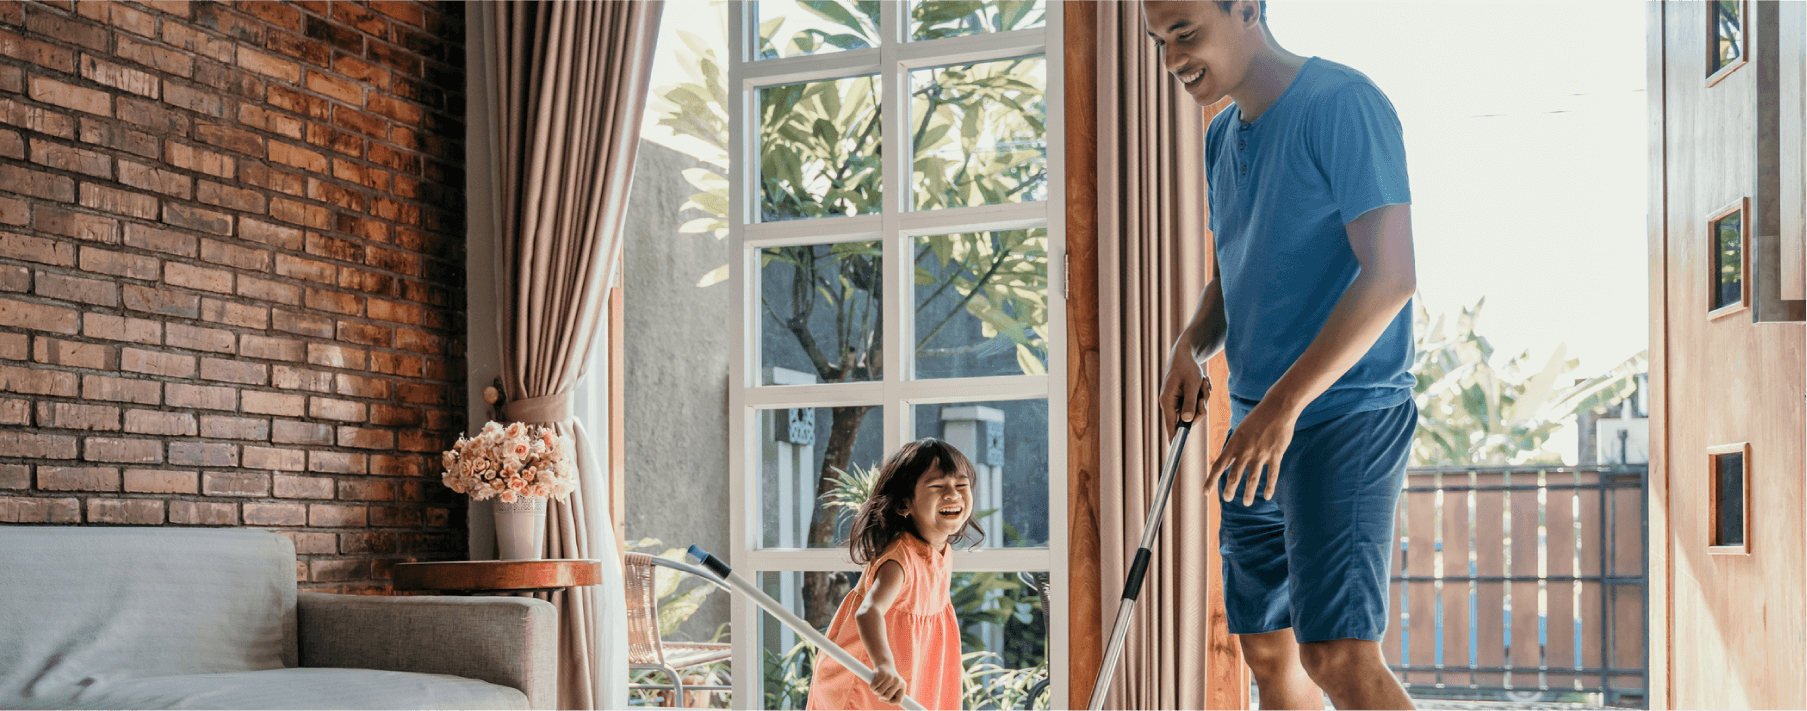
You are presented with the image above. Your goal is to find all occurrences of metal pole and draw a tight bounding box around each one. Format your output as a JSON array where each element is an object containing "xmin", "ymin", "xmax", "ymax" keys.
[
  {"xmin": 1088, "ymin": 418, "xmax": 1196, "ymax": 710},
  {"xmin": 687, "ymin": 546, "xmax": 929, "ymax": 711}
]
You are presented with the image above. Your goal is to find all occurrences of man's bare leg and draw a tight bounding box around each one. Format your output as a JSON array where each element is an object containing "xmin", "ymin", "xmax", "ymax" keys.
[
  {"xmin": 1239, "ymin": 630, "xmax": 1326, "ymax": 710},
  {"xmin": 1298, "ymin": 638, "xmax": 1415, "ymax": 710}
]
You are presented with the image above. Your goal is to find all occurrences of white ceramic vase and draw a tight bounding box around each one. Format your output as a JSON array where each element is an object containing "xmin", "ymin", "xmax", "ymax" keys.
[{"xmin": 494, "ymin": 497, "xmax": 547, "ymax": 560}]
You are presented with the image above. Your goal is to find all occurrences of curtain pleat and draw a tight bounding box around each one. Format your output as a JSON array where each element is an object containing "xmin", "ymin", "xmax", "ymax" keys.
[
  {"xmin": 475, "ymin": 2, "xmax": 663, "ymax": 708},
  {"xmin": 1094, "ymin": 2, "xmax": 1235, "ymax": 708}
]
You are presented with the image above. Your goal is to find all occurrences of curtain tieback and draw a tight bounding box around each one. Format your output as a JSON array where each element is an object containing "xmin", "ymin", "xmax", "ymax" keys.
[{"xmin": 502, "ymin": 392, "xmax": 571, "ymax": 424}]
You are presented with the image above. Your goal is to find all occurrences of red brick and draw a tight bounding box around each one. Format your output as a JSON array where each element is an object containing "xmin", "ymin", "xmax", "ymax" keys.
[
  {"xmin": 123, "ymin": 223, "xmax": 196, "ymax": 257},
  {"xmin": 0, "ymin": 164, "xmax": 76, "ymax": 201},
  {"xmin": 307, "ymin": 69, "xmax": 363, "ymax": 105},
  {"xmin": 165, "ymin": 382, "xmax": 235, "ymax": 410},
  {"xmin": 394, "ymin": 383, "xmax": 444, "ymax": 407},
  {"xmin": 168, "ymin": 500, "xmax": 237, "ymax": 525},
  {"xmin": 121, "ymin": 348, "xmax": 195, "ymax": 377},
  {"xmin": 236, "ymin": 275, "xmax": 302, "ymax": 305},
  {"xmin": 195, "ymin": 121, "xmax": 264, "ymax": 155},
  {"xmin": 163, "ymin": 203, "xmax": 233, "ymax": 235},
  {"xmin": 307, "ymin": 180, "xmax": 363, "ymax": 211},
  {"xmin": 119, "ymin": 160, "xmax": 193, "ymax": 199},
  {"xmin": 0, "ymin": 400, "xmax": 27, "ymax": 428},
  {"xmin": 241, "ymin": 2, "xmax": 303, "ymax": 31},
  {"xmin": 0, "ymin": 297, "xmax": 78, "ymax": 334},
  {"xmin": 198, "ymin": 357, "xmax": 266, "ymax": 386},
  {"xmin": 268, "ymin": 84, "xmax": 329, "ymax": 120},
  {"xmin": 35, "ymin": 337, "xmax": 114, "ymax": 369},
  {"xmin": 305, "ymin": 287, "xmax": 361, "ymax": 315},
  {"xmin": 101, "ymin": 2, "xmax": 156, "ymax": 35},
  {"xmin": 331, "ymin": 157, "xmax": 387, "ymax": 191},
  {"xmin": 124, "ymin": 284, "xmax": 199, "ymax": 318},
  {"xmin": 0, "ymin": 463, "xmax": 27, "ymax": 488},
  {"xmin": 269, "ymin": 198, "xmax": 331, "ymax": 229},
  {"xmin": 368, "ymin": 505, "xmax": 420, "ymax": 528},
  {"xmin": 199, "ymin": 415, "xmax": 268, "ymax": 440},
  {"xmin": 338, "ymin": 530, "xmax": 396, "ymax": 554},
  {"xmin": 39, "ymin": 402, "xmax": 119, "ymax": 429},
  {"xmin": 0, "ymin": 127, "xmax": 18, "ymax": 160},
  {"xmin": 80, "ymin": 246, "xmax": 159, "ymax": 280},
  {"xmin": 165, "ymin": 323, "xmax": 236, "ymax": 353},
  {"xmin": 38, "ymin": 466, "xmax": 119, "ymax": 491},
  {"xmin": 122, "ymin": 408, "xmax": 196, "ymax": 436},
  {"xmin": 80, "ymin": 55, "xmax": 159, "ymax": 98},
  {"xmin": 203, "ymin": 471, "xmax": 268, "ymax": 497},
  {"xmin": 164, "ymin": 262, "xmax": 235, "ymax": 294},
  {"xmin": 0, "ymin": 97, "xmax": 76, "ymax": 139},
  {"xmin": 124, "ymin": 468, "xmax": 197, "ymax": 494},
  {"xmin": 337, "ymin": 426, "xmax": 394, "ymax": 450},
  {"xmin": 309, "ymin": 451, "xmax": 367, "ymax": 476},
  {"xmin": 0, "ymin": 496, "xmax": 80, "ymax": 523},
  {"xmin": 308, "ymin": 503, "xmax": 366, "ymax": 527},
  {"xmin": 335, "ymin": 321, "xmax": 389, "ymax": 347},
  {"xmin": 306, "ymin": 232, "xmax": 365, "ymax": 263},
  {"xmin": 80, "ymin": 183, "xmax": 159, "ymax": 220},
  {"xmin": 0, "ymin": 431, "xmax": 77, "ymax": 459},
  {"xmin": 0, "ymin": 362, "xmax": 77, "ymax": 396},
  {"xmin": 83, "ymin": 437, "xmax": 162, "ymax": 463},
  {"xmin": 268, "ymin": 140, "xmax": 327, "ymax": 172},
  {"xmin": 238, "ymin": 103, "xmax": 303, "ymax": 138},
  {"xmin": 240, "ymin": 335, "xmax": 304, "ymax": 362},
  {"xmin": 290, "ymin": 531, "xmax": 336, "ymax": 555},
  {"xmin": 0, "ymin": 332, "xmax": 21, "ymax": 360},
  {"xmin": 239, "ymin": 217, "xmax": 304, "ymax": 250},
  {"xmin": 24, "ymin": 8, "xmax": 108, "ymax": 50},
  {"xmin": 275, "ymin": 253, "xmax": 336, "ymax": 283},
  {"xmin": 365, "ymin": 245, "xmax": 420, "ymax": 276},
  {"xmin": 239, "ymin": 47, "xmax": 300, "ymax": 82},
  {"xmin": 117, "ymin": 95, "xmax": 189, "ymax": 135},
  {"xmin": 0, "ymin": 231, "xmax": 76, "ymax": 266},
  {"xmin": 239, "ymin": 163, "xmax": 306, "ymax": 196},
  {"xmin": 87, "ymin": 498, "xmax": 165, "ymax": 524},
  {"xmin": 0, "ymin": 196, "xmax": 24, "ymax": 225},
  {"xmin": 367, "ymin": 351, "xmax": 421, "ymax": 377},
  {"xmin": 164, "ymin": 140, "xmax": 234, "ymax": 178},
  {"xmin": 366, "ymin": 141, "xmax": 419, "ymax": 174},
  {"xmin": 168, "ymin": 441, "xmax": 238, "ymax": 466},
  {"xmin": 0, "ymin": 30, "xmax": 75, "ymax": 72},
  {"xmin": 248, "ymin": 447, "xmax": 308, "ymax": 472},
  {"xmin": 305, "ymin": 125, "xmax": 361, "ymax": 158},
  {"xmin": 273, "ymin": 308, "xmax": 333, "ymax": 337},
  {"xmin": 0, "ymin": 265, "xmax": 25, "ymax": 292},
  {"xmin": 83, "ymin": 313, "xmax": 161, "ymax": 345},
  {"xmin": 266, "ymin": 27, "xmax": 329, "ymax": 66},
  {"xmin": 117, "ymin": 34, "xmax": 193, "ymax": 76},
  {"xmin": 244, "ymin": 501, "xmax": 305, "ymax": 526},
  {"xmin": 197, "ymin": 181, "xmax": 267, "ymax": 213},
  {"xmin": 371, "ymin": 453, "xmax": 424, "ymax": 477},
  {"xmin": 272, "ymin": 365, "xmax": 333, "ymax": 392},
  {"xmin": 241, "ymin": 390, "xmax": 306, "ymax": 417},
  {"xmin": 271, "ymin": 418, "xmax": 332, "ymax": 445},
  {"xmin": 162, "ymin": 81, "xmax": 227, "ymax": 117},
  {"xmin": 273, "ymin": 472, "xmax": 332, "ymax": 497},
  {"xmin": 162, "ymin": 22, "xmax": 233, "ymax": 62},
  {"xmin": 397, "ymin": 429, "xmax": 442, "ymax": 453},
  {"xmin": 309, "ymin": 558, "xmax": 370, "ymax": 582},
  {"xmin": 199, "ymin": 239, "xmax": 269, "ymax": 272},
  {"xmin": 81, "ymin": 374, "xmax": 161, "ymax": 404},
  {"xmin": 28, "ymin": 76, "xmax": 110, "ymax": 117},
  {"xmin": 35, "ymin": 271, "xmax": 118, "ymax": 306},
  {"xmin": 35, "ymin": 206, "xmax": 119, "ymax": 244},
  {"xmin": 31, "ymin": 139, "xmax": 112, "ymax": 177},
  {"xmin": 198, "ymin": 298, "xmax": 267, "ymax": 330}
]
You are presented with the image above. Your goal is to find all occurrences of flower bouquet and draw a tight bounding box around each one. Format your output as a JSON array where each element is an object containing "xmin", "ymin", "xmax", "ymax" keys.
[{"xmin": 441, "ymin": 421, "xmax": 579, "ymax": 559}]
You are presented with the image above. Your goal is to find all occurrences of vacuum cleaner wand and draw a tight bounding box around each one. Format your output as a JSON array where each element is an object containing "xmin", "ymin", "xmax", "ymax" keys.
[
  {"xmin": 1087, "ymin": 417, "xmax": 1197, "ymax": 710},
  {"xmin": 686, "ymin": 545, "xmax": 929, "ymax": 711}
]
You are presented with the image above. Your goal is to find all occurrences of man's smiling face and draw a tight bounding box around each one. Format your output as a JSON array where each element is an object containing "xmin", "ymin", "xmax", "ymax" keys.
[{"xmin": 1142, "ymin": 1, "xmax": 1261, "ymax": 107}]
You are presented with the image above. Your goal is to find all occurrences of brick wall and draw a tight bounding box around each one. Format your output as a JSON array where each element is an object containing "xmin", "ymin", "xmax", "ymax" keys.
[{"xmin": 0, "ymin": 0, "xmax": 467, "ymax": 592}]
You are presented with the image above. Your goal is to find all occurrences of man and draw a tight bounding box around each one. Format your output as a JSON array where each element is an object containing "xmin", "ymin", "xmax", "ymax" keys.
[{"xmin": 1145, "ymin": 1, "xmax": 1419, "ymax": 709}]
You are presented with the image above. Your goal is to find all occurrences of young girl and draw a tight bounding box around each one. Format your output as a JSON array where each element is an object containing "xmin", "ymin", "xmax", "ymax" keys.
[{"xmin": 805, "ymin": 438, "xmax": 983, "ymax": 710}]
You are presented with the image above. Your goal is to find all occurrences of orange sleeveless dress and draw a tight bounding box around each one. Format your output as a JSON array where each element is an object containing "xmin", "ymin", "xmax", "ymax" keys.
[{"xmin": 805, "ymin": 534, "xmax": 962, "ymax": 710}]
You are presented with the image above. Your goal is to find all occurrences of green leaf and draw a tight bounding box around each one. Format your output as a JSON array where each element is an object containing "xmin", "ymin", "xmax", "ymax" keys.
[{"xmin": 657, "ymin": 583, "xmax": 715, "ymax": 637}]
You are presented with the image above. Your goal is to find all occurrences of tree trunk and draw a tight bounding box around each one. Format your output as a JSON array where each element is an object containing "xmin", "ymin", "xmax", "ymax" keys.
[{"xmin": 802, "ymin": 404, "xmax": 871, "ymax": 628}]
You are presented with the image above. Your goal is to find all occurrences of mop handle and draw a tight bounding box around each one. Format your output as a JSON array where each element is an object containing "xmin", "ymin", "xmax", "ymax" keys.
[
  {"xmin": 687, "ymin": 546, "xmax": 929, "ymax": 711},
  {"xmin": 1088, "ymin": 418, "xmax": 1195, "ymax": 711}
]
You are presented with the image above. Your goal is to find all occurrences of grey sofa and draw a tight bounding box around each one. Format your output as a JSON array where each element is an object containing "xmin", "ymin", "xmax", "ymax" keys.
[{"xmin": 0, "ymin": 526, "xmax": 557, "ymax": 710}]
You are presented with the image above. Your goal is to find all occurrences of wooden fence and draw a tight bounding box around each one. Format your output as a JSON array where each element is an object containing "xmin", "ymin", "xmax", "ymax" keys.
[{"xmin": 1386, "ymin": 465, "xmax": 1647, "ymax": 706}]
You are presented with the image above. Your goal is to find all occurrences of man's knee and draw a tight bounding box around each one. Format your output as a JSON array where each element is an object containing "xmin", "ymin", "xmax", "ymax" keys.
[
  {"xmin": 1297, "ymin": 638, "xmax": 1380, "ymax": 682},
  {"xmin": 1238, "ymin": 631, "xmax": 1302, "ymax": 679}
]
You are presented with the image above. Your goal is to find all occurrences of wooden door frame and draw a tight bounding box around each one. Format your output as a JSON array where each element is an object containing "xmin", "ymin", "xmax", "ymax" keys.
[{"xmin": 1645, "ymin": 2, "xmax": 1672, "ymax": 708}]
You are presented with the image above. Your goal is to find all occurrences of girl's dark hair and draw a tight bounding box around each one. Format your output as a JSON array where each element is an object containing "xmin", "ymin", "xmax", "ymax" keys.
[{"xmin": 848, "ymin": 438, "xmax": 985, "ymax": 565}]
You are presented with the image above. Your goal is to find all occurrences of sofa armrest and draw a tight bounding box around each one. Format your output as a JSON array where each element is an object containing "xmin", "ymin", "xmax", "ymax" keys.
[{"xmin": 297, "ymin": 592, "xmax": 558, "ymax": 710}]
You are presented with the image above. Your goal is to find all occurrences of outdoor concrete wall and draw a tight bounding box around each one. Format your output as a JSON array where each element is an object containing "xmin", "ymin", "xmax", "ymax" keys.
[{"xmin": 625, "ymin": 139, "xmax": 731, "ymax": 641}]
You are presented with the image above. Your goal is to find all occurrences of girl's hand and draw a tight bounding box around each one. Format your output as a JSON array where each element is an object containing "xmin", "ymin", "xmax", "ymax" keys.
[
  {"xmin": 1208, "ymin": 399, "xmax": 1299, "ymax": 506},
  {"xmin": 868, "ymin": 663, "xmax": 906, "ymax": 706}
]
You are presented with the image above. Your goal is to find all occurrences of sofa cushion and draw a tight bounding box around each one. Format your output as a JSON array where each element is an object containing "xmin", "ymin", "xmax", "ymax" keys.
[
  {"xmin": 4, "ymin": 667, "xmax": 530, "ymax": 710},
  {"xmin": 0, "ymin": 527, "xmax": 297, "ymax": 701}
]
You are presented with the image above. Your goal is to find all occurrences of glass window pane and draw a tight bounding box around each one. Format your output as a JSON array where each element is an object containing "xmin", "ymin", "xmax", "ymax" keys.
[
  {"xmin": 1714, "ymin": 451, "xmax": 1744, "ymax": 547},
  {"xmin": 759, "ymin": 242, "xmax": 883, "ymax": 384},
  {"xmin": 758, "ymin": 405, "xmax": 885, "ymax": 550},
  {"xmin": 1710, "ymin": 0, "xmax": 1743, "ymax": 75},
  {"xmin": 1712, "ymin": 210, "xmax": 1742, "ymax": 311},
  {"xmin": 913, "ymin": 229, "xmax": 1048, "ymax": 379},
  {"xmin": 757, "ymin": 570, "xmax": 1052, "ymax": 710},
  {"xmin": 912, "ymin": 398, "xmax": 1049, "ymax": 548},
  {"xmin": 910, "ymin": 1, "xmax": 1048, "ymax": 41},
  {"xmin": 755, "ymin": 0, "xmax": 881, "ymax": 60},
  {"xmin": 760, "ymin": 76, "xmax": 883, "ymax": 222},
  {"xmin": 910, "ymin": 57, "xmax": 1047, "ymax": 210}
]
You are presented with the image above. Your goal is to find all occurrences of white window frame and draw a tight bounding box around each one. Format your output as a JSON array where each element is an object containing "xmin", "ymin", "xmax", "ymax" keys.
[{"xmin": 724, "ymin": 2, "xmax": 1068, "ymax": 708}]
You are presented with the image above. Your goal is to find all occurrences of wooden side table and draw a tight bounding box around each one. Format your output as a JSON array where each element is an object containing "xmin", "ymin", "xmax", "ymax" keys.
[{"xmin": 392, "ymin": 560, "xmax": 603, "ymax": 595}]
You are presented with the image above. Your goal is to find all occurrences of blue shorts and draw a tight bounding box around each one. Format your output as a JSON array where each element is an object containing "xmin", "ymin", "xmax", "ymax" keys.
[{"xmin": 1218, "ymin": 399, "xmax": 1416, "ymax": 643}]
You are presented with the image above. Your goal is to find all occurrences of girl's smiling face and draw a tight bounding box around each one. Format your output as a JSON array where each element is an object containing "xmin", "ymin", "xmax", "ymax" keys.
[{"xmin": 904, "ymin": 464, "xmax": 973, "ymax": 547}]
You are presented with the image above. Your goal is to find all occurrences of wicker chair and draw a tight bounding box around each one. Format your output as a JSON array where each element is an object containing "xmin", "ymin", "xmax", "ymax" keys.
[{"xmin": 625, "ymin": 552, "xmax": 732, "ymax": 707}]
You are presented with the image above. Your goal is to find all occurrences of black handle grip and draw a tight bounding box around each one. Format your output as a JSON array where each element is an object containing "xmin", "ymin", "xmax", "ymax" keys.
[
  {"xmin": 688, "ymin": 545, "xmax": 731, "ymax": 578},
  {"xmin": 1121, "ymin": 548, "xmax": 1152, "ymax": 602}
]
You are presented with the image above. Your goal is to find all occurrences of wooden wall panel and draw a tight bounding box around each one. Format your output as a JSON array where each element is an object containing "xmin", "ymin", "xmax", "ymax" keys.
[
  {"xmin": 1644, "ymin": 2, "xmax": 1672, "ymax": 707},
  {"xmin": 1065, "ymin": 1, "xmax": 1104, "ymax": 705}
]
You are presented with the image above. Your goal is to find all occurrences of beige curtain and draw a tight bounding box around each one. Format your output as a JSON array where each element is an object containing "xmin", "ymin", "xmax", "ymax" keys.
[
  {"xmin": 476, "ymin": 2, "xmax": 662, "ymax": 709},
  {"xmin": 1094, "ymin": 2, "xmax": 1240, "ymax": 708}
]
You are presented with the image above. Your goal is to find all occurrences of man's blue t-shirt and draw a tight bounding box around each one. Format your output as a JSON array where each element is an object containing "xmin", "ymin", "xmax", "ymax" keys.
[{"xmin": 1206, "ymin": 57, "xmax": 1415, "ymax": 430}]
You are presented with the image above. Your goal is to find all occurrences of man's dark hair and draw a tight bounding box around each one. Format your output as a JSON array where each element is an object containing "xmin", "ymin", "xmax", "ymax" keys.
[{"xmin": 1215, "ymin": 0, "xmax": 1268, "ymax": 24}]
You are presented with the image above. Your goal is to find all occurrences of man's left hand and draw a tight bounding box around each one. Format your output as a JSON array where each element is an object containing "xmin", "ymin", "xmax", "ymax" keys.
[{"xmin": 1208, "ymin": 400, "xmax": 1300, "ymax": 506}]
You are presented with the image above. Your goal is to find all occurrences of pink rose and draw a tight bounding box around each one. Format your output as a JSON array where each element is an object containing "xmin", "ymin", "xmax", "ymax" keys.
[
  {"xmin": 505, "ymin": 422, "xmax": 526, "ymax": 438},
  {"xmin": 512, "ymin": 442, "xmax": 530, "ymax": 457},
  {"xmin": 509, "ymin": 477, "xmax": 527, "ymax": 491},
  {"xmin": 499, "ymin": 490, "xmax": 517, "ymax": 503},
  {"xmin": 541, "ymin": 431, "xmax": 557, "ymax": 447},
  {"xmin": 532, "ymin": 484, "xmax": 550, "ymax": 498},
  {"xmin": 522, "ymin": 469, "xmax": 537, "ymax": 483}
]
